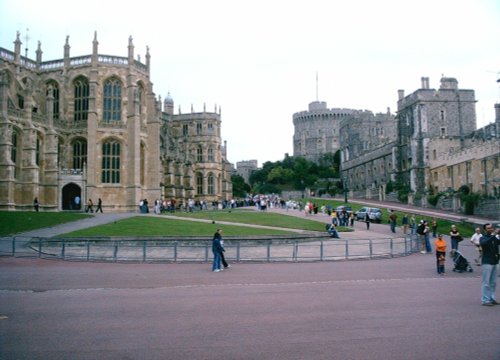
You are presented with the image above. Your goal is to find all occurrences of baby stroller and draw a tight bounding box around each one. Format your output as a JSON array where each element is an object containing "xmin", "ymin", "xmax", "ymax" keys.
[
  {"xmin": 325, "ymin": 223, "xmax": 339, "ymax": 238},
  {"xmin": 452, "ymin": 250, "xmax": 473, "ymax": 273}
]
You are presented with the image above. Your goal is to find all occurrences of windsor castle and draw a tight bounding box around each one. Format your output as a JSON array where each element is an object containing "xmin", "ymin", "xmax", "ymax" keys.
[
  {"xmin": 293, "ymin": 77, "xmax": 500, "ymax": 217},
  {"xmin": 0, "ymin": 32, "xmax": 232, "ymax": 211}
]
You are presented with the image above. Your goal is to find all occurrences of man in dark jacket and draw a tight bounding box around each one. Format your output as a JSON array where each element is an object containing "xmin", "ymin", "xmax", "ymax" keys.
[
  {"xmin": 479, "ymin": 223, "xmax": 500, "ymax": 306},
  {"xmin": 212, "ymin": 229, "xmax": 224, "ymax": 272}
]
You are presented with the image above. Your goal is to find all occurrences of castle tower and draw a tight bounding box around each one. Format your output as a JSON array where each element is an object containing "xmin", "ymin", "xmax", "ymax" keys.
[{"xmin": 396, "ymin": 76, "xmax": 476, "ymax": 201}]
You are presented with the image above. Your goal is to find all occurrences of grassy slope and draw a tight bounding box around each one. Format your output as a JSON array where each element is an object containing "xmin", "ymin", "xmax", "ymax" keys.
[{"xmin": 0, "ymin": 211, "xmax": 91, "ymax": 236}]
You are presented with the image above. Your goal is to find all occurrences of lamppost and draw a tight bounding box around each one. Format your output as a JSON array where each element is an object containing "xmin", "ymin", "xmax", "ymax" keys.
[{"xmin": 343, "ymin": 176, "xmax": 348, "ymax": 203}]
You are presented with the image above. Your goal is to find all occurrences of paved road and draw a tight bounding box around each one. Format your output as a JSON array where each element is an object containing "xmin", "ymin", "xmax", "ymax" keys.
[{"xmin": 0, "ymin": 207, "xmax": 498, "ymax": 359}]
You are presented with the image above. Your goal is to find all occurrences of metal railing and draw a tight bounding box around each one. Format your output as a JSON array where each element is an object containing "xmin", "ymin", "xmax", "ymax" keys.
[{"xmin": 0, "ymin": 235, "xmax": 421, "ymax": 263}]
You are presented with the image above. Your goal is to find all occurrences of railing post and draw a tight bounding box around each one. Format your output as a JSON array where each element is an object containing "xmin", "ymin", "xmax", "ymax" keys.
[
  {"xmin": 345, "ymin": 240, "xmax": 349, "ymax": 260},
  {"xmin": 11, "ymin": 236, "xmax": 16, "ymax": 256},
  {"xmin": 205, "ymin": 243, "xmax": 209, "ymax": 262},
  {"xmin": 113, "ymin": 241, "xmax": 118, "ymax": 262},
  {"xmin": 320, "ymin": 241, "xmax": 324, "ymax": 261},
  {"xmin": 267, "ymin": 241, "xmax": 271, "ymax": 262},
  {"xmin": 390, "ymin": 238, "xmax": 394, "ymax": 257},
  {"xmin": 61, "ymin": 241, "xmax": 65, "ymax": 260},
  {"xmin": 38, "ymin": 237, "xmax": 42, "ymax": 258},
  {"xmin": 86, "ymin": 240, "xmax": 90, "ymax": 261},
  {"xmin": 293, "ymin": 241, "xmax": 298, "ymax": 262},
  {"xmin": 174, "ymin": 243, "xmax": 177, "ymax": 262},
  {"xmin": 236, "ymin": 242, "xmax": 240, "ymax": 262},
  {"xmin": 142, "ymin": 241, "xmax": 147, "ymax": 262},
  {"xmin": 369, "ymin": 239, "xmax": 373, "ymax": 258}
]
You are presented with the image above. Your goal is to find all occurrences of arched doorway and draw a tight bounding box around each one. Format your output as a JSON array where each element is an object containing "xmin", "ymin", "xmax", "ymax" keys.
[{"xmin": 62, "ymin": 183, "xmax": 81, "ymax": 210}]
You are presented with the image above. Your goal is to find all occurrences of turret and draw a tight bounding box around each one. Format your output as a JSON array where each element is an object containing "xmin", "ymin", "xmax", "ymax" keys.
[
  {"xmin": 163, "ymin": 92, "xmax": 174, "ymax": 115},
  {"xmin": 64, "ymin": 35, "xmax": 70, "ymax": 68},
  {"xmin": 92, "ymin": 31, "xmax": 98, "ymax": 65},
  {"xmin": 36, "ymin": 41, "xmax": 42, "ymax": 67}
]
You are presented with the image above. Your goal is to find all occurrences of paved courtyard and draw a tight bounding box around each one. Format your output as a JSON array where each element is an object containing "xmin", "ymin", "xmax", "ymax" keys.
[{"xmin": 0, "ymin": 206, "xmax": 499, "ymax": 359}]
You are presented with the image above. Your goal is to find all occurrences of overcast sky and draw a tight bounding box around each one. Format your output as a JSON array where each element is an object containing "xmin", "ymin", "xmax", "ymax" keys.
[{"xmin": 1, "ymin": 0, "xmax": 499, "ymax": 166}]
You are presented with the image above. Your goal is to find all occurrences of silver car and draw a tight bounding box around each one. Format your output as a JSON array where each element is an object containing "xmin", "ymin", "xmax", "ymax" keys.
[{"xmin": 355, "ymin": 207, "xmax": 383, "ymax": 223}]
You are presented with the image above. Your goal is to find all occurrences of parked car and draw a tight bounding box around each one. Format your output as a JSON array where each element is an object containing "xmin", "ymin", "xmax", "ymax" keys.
[
  {"xmin": 355, "ymin": 207, "xmax": 383, "ymax": 223},
  {"xmin": 334, "ymin": 206, "xmax": 353, "ymax": 214}
]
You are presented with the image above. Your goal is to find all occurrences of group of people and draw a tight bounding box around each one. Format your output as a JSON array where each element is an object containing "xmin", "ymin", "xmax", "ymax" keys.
[
  {"xmin": 85, "ymin": 198, "xmax": 103, "ymax": 213},
  {"xmin": 412, "ymin": 220, "xmax": 499, "ymax": 307},
  {"xmin": 331, "ymin": 209, "xmax": 354, "ymax": 227}
]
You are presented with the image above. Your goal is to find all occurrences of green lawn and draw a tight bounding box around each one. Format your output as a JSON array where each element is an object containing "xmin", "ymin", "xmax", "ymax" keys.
[
  {"xmin": 169, "ymin": 209, "xmax": 348, "ymax": 232},
  {"xmin": 63, "ymin": 216, "xmax": 296, "ymax": 237},
  {"xmin": 302, "ymin": 198, "xmax": 476, "ymax": 236},
  {"xmin": 0, "ymin": 211, "xmax": 91, "ymax": 236}
]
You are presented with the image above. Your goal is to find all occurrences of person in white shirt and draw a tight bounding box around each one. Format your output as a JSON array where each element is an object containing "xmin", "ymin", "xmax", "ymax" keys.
[{"xmin": 470, "ymin": 227, "xmax": 482, "ymax": 266}]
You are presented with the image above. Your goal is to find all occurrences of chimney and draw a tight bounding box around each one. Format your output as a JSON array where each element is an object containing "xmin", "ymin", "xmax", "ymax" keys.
[
  {"xmin": 421, "ymin": 77, "xmax": 429, "ymax": 89},
  {"xmin": 398, "ymin": 90, "xmax": 405, "ymax": 100}
]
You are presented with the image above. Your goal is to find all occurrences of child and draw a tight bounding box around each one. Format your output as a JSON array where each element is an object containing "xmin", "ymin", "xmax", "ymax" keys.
[{"xmin": 435, "ymin": 234, "xmax": 447, "ymax": 275}]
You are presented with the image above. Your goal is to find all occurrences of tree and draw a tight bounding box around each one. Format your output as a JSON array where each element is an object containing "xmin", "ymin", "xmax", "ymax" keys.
[{"xmin": 231, "ymin": 174, "xmax": 251, "ymax": 198}]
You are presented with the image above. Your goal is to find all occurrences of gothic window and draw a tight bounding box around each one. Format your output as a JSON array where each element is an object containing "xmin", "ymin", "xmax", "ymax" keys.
[
  {"xmin": 137, "ymin": 84, "xmax": 144, "ymax": 115},
  {"xmin": 196, "ymin": 172, "xmax": 203, "ymax": 195},
  {"xmin": 208, "ymin": 147, "xmax": 214, "ymax": 162},
  {"xmin": 207, "ymin": 173, "xmax": 215, "ymax": 195},
  {"xmin": 11, "ymin": 129, "xmax": 20, "ymax": 179},
  {"xmin": 183, "ymin": 124, "xmax": 188, "ymax": 136},
  {"xmin": 17, "ymin": 95, "xmax": 24, "ymax": 109},
  {"xmin": 102, "ymin": 140, "xmax": 120, "ymax": 183},
  {"xmin": 46, "ymin": 81, "xmax": 60, "ymax": 120},
  {"xmin": 57, "ymin": 137, "xmax": 64, "ymax": 167},
  {"xmin": 440, "ymin": 127, "xmax": 446, "ymax": 136},
  {"xmin": 74, "ymin": 77, "xmax": 89, "ymax": 121},
  {"xmin": 103, "ymin": 78, "xmax": 122, "ymax": 122},
  {"xmin": 208, "ymin": 123, "xmax": 213, "ymax": 133},
  {"xmin": 72, "ymin": 139, "xmax": 87, "ymax": 170},
  {"xmin": 196, "ymin": 123, "xmax": 202, "ymax": 135},
  {"xmin": 140, "ymin": 143, "xmax": 145, "ymax": 186},
  {"xmin": 11, "ymin": 130, "xmax": 18, "ymax": 163},
  {"xmin": 197, "ymin": 146, "xmax": 203, "ymax": 162},
  {"xmin": 36, "ymin": 134, "xmax": 42, "ymax": 166}
]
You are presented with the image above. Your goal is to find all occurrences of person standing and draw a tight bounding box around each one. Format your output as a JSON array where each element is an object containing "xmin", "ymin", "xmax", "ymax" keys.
[
  {"xmin": 416, "ymin": 220, "xmax": 426, "ymax": 253},
  {"xmin": 435, "ymin": 234, "xmax": 447, "ymax": 275},
  {"xmin": 389, "ymin": 210, "xmax": 397, "ymax": 233},
  {"xmin": 95, "ymin": 198, "xmax": 103, "ymax": 213},
  {"xmin": 410, "ymin": 215, "xmax": 416, "ymax": 235},
  {"xmin": 431, "ymin": 218, "xmax": 438, "ymax": 238},
  {"xmin": 402, "ymin": 214, "xmax": 409, "ymax": 235},
  {"xmin": 212, "ymin": 229, "xmax": 224, "ymax": 272},
  {"xmin": 364, "ymin": 213, "xmax": 370, "ymax": 230},
  {"xmin": 479, "ymin": 223, "xmax": 500, "ymax": 306},
  {"xmin": 33, "ymin": 198, "xmax": 39, "ymax": 212},
  {"xmin": 74, "ymin": 195, "xmax": 81, "ymax": 210},
  {"xmin": 220, "ymin": 235, "xmax": 231, "ymax": 269},
  {"xmin": 470, "ymin": 227, "xmax": 483, "ymax": 266},
  {"xmin": 423, "ymin": 221, "xmax": 432, "ymax": 253},
  {"xmin": 449, "ymin": 224, "xmax": 462, "ymax": 253},
  {"xmin": 331, "ymin": 211, "xmax": 338, "ymax": 227}
]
